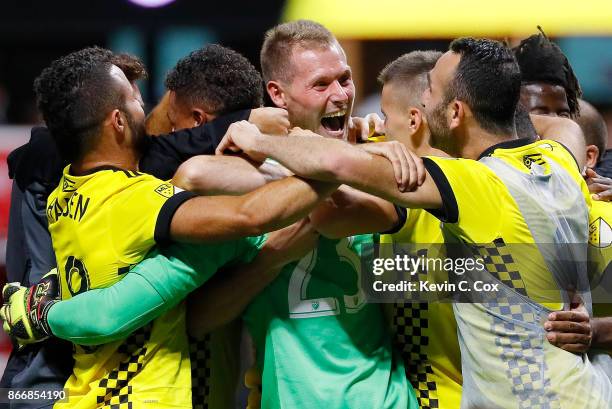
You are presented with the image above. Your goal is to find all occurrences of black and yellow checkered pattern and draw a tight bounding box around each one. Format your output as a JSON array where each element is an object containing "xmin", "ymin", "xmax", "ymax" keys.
[
  {"xmin": 189, "ymin": 335, "xmax": 212, "ymax": 409},
  {"xmin": 471, "ymin": 239, "xmax": 527, "ymax": 296},
  {"xmin": 96, "ymin": 324, "xmax": 152, "ymax": 408},
  {"xmin": 393, "ymin": 302, "xmax": 439, "ymax": 409}
]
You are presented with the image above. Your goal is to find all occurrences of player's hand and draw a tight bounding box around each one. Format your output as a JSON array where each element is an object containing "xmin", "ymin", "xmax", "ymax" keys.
[
  {"xmin": 585, "ymin": 168, "xmax": 612, "ymax": 202},
  {"xmin": 260, "ymin": 219, "xmax": 319, "ymax": 270},
  {"xmin": 215, "ymin": 121, "xmax": 267, "ymax": 162},
  {"xmin": 249, "ymin": 107, "xmax": 290, "ymax": 136},
  {"xmin": 360, "ymin": 141, "xmax": 425, "ymax": 192},
  {"xmin": 0, "ymin": 269, "xmax": 59, "ymax": 346},
  {"xmin": 348, "ymin": 113, "xmax": 385, "ymax": 144},
  {"xmin": 544, "ymin": 295, "xmax": 592, "ymax": 354}
]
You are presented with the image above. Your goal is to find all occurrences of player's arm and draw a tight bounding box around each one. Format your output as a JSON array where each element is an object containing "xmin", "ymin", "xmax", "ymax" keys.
[
  {"xmin": 216, "ymin": 122, "xmax": 442, "ymax": 210},
  {"xmin": 309, "ymin": 186, "xmax": 404, "ymax": 239},
  {"xmin": 546, "ymin": 311, "xmax": 612, "ymax": 353},
  {"xmin": 187, "ymin": 219, "xmax": 318, "ymax": 337},
  {"xmin": 173, "ymin": 155, "xmax": 400, "ymax": 238},
  {"xmin": 172, "ymin": 155, "xmax": 268, "ymax": 195},
  {"xmin": 174, "ymin": 137, "xmax": 402, "ymax": 238},
  {"xmin": 169, "ymin": 175, "xmax": 336, "ymax": 242},
  {"xmin": 530, "ymin": 114, "xmax": 587, "ymax": 170},
  {"xmin": 593, "ymin": 317, "xmax": 612, "ymax": 349},
  {"xmin": 1, "ymin": 261, "xmax": 187, "ymax": 345},
  {"xmin": 0, "ymin": 222, "xmax": 315, "ymax": 346},
  {"xmin": 544, "ymin": 306, "xmax": 592, "ymax": 353},
  {"xmin": 140, "ymin": 107, "xmax": 290, "ymax": 180}
]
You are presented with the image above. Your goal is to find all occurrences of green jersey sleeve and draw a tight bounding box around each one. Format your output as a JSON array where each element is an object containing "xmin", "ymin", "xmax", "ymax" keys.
[{"xmin": 46, "ymin": 235, "xmax": 267, "ymax": 345}]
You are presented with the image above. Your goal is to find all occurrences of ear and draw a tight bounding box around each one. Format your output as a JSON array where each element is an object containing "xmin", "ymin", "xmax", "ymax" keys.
[
  {"xmin": 191, "ymin": 108, "xmax": 209, "ymax": 127},
  {"xmin": 585, "ymin": 145, "xmax": 600, "ymax": 169},
  {"xmin": 449, "ymin": 100, "xmax": 465, "ymax": 130},
  {"xmin": 408, "ymin": 107, "xmax": 422, "ymax": 133},
  {"xmin": 267, "ymin": 80, "xmax": 287, "ymax": 109},
  {"xmin": 110, "ymin": 109, "xmax": 126, "ymax": 134}
]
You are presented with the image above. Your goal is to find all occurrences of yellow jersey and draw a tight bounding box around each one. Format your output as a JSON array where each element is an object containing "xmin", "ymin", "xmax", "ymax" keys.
[
  {"xmin": 588, "ymin": 199, "xmax": 612, "ymax": 318},
  {"xmin": 47, "ymin": 165, "xmax": 195, "ymax": 408},
  {"xmin": 382, "ymin": 209, "xmax": 462, "ymax": 409},
  {"xmin": 423, "ymin": 138, "xmax": 611, "ymax": 408}
]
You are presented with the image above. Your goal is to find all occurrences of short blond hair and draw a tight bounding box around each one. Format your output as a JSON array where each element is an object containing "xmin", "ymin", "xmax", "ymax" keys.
[{"xmin": 260, "ymin": 20, "xmax": 336, "ymax": 83}]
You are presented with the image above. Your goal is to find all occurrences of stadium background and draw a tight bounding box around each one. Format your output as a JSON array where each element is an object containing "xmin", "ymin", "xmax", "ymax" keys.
[{"xmin": 0, "ymin": 0, "xmax": 611, "ymax": 372}]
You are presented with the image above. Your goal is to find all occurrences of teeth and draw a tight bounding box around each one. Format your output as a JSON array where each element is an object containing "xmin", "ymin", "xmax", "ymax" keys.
[{"xmin": 322, "ymin": 110, "xmax": 346, "ymax": 119}]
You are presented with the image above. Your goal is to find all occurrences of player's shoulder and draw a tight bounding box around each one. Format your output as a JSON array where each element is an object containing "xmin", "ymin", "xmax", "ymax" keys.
[
  {"xmin": 100, "ymin": 169, "xmax": 175, "ymax": 196},
  {"xmin": 425, "ymin": 155, "xmax": 493, "ymax": 172},
  {"xmin": 535, "ymin": 139, "xmax": 580, "ymax": 170},
  {"xmin": 424, "ymin": 155, "xmax": 499, "ymax": 189}
]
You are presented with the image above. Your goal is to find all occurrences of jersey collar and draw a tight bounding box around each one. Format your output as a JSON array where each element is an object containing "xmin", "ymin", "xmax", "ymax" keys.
[
  {"xmin": 477, "ymin": 137, "xmax": 534, "ymax": 160},
  {"xmin": 69, "ymin": 165, "xmax": 127, "ymax": 176}
]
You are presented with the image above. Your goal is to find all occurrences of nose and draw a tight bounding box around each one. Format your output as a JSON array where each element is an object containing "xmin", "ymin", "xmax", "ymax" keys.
[{"xmin": 329, "ymin": 80, "xmax": 349, "ymax": 104}]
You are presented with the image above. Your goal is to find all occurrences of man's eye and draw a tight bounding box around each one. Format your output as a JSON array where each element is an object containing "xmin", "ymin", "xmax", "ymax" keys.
[{"xmin": 559, "ymin": 112, "xmax": 571, "ymax": 118}]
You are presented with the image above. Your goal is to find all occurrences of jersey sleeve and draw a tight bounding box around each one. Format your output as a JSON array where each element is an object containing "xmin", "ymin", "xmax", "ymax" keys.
[
  {"xmin": 109, "ymin": 178, "xmax": 195, "ymax": 263},
  {"xmin": 134, "ymin": 237, "xmax": 267, "ymax": 302},
  {"xmin": 423, "ymin": 156, "xmax": 504, "ymax": 242},
  {"xmin": 46, "ymin": 236, "xmax": 266, "ymax": 345},
  {"xmin": 139, "ymin": 109, "xmax": 251, "ymax": 180},
  {"xmin": 234, "ymin": 235, "xmax": 267, "ymax": 264},
  {"xmin": 47, "ymin": 270, "xmax": 168, "ymax": 345}
]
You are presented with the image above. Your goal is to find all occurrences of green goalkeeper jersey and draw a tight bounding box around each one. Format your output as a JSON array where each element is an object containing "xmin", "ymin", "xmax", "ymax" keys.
[{"xmin": 242, "ymin": 234, "xmax": 416, "ymax": 409}]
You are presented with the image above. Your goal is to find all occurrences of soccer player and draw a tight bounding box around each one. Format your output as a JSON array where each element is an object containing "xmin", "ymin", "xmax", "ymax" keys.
[
  {"xmin": 148, "ymin": 44, "xmax": 284, "ymax": 409},
  {"xmin": 578, "ymin": 100, "xmax": 612, "ymax": 199},
  {"xmin": 513, "ymin": 29, "xmax": 581, "ymax": 120},
  {"xmin": 576, "ymin": 99, "xmax": 608, "ymax": 170},
  {"xmin": 378, "ymin": 50, "xmax": 463, "ymax": 409},
  {"xmin": 378, "ymin": 50, "xmax": 608, "ymax": 408},
  {"xmin": 18, "ymin": 46, "xmax": 336, "ymax": 408},
  {"xmin": 1, "ymin": 41, "xmax": 412, "ymax": 407},
  {"xmin": 0, "ymin": 46, "xmax": 294, "ymax": 408},
  {"xmin": 512, "ymin": 32, "xmax": 612, "ymax": 356},
  {"xmin": 542, "ymin": 99, "xmax": 612, "ymax": 355},
  {"xmin": 181, "ymin": 20, "xmax": 416, "ymax": 408},
  {"xmin": 216, "ymin": 38, "xmax": 612, "ymax": 407}
]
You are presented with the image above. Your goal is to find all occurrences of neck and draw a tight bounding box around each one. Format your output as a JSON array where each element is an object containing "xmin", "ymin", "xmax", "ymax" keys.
[
  {"xmin": 71, "ymin": 149, "xmax": 139, "ymax": 176},
  {"xmin": 399, "ymin": 129, "xmax": 447, "ymax": 157},
  {"xmin": 460, "ymin": 126, "xmax": 518, "ymax": 160}
]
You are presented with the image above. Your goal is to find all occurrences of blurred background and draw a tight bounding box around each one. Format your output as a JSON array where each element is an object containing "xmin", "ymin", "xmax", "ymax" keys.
[{"xmin": 0, "ymin": 0, "xmax": 611, "ymax": 371}]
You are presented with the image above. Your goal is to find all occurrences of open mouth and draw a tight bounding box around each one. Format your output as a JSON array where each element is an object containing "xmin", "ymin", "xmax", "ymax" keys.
[{"xmin": 320, "ymin": 110, "xmax": 347, "ymax": 134}]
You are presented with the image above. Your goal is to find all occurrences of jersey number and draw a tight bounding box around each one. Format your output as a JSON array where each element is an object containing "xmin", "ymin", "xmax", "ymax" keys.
[
  {"xmin": 65, "ymin": 256, "xmax": 91, "ymax": 296},
  {"xmin": 288, "ymin": 238, "xmax": 366, "ymax": 319}
]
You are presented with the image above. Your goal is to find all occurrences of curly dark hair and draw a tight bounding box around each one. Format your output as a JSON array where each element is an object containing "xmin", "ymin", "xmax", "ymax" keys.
[
  {"xmin": 165, "ymin": 44, "xmax": 263, "ymax": 115},
  {"xmin": 448, "ymin": 38, "xmax": 521, "ymax": 136},
  {"xmin": 513, "ymin": 28, "xmax": 582, "ymax": 118},
  {"xmin": 33, "ymin": 46, "xmax": 126, "ymax": 162}
]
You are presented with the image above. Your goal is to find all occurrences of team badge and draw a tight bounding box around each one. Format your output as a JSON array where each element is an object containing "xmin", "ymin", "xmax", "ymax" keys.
[
  {"xmin": 154, "ymin": 183, "xmax": 175, "ymax": 198},
  {"xmin": 62, "ymin": 177, "xmax": 77, "ymax": 192},
  {"xmin": 522, "ymin": 153, "xmax": 545, "ymax": 169},
  {"xmin": 590, "ymin": 217, "xmax": 612, "ymax": 248}
]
